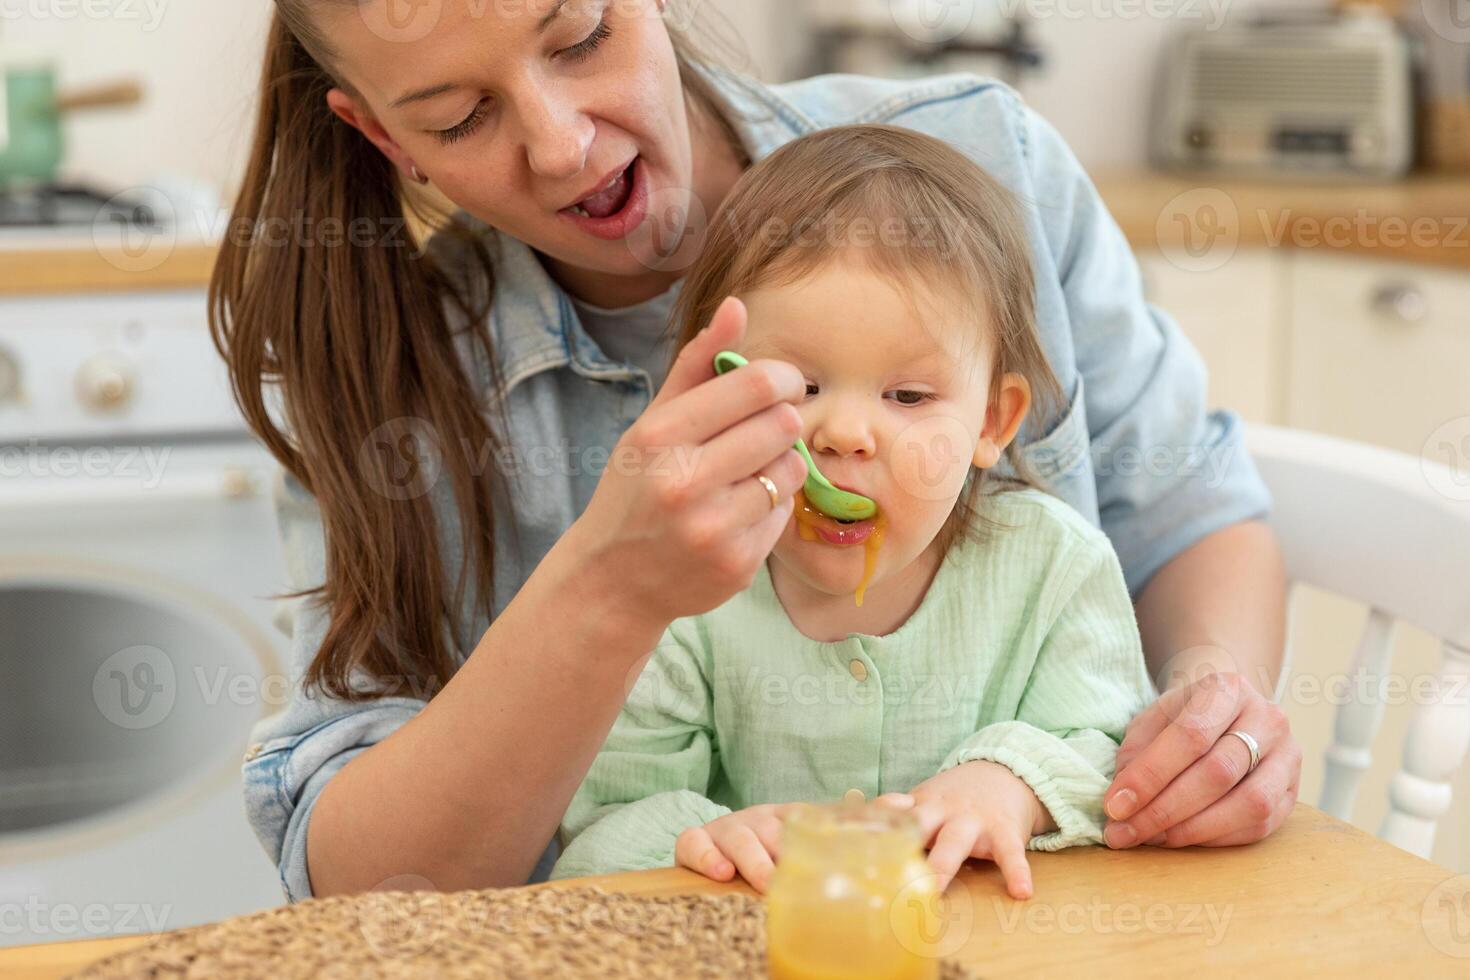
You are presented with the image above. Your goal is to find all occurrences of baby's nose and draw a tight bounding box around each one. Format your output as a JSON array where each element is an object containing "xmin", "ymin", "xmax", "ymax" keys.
[{"xmin": 811, "ymin": 404, "xmax": 878, "ymax": 459}]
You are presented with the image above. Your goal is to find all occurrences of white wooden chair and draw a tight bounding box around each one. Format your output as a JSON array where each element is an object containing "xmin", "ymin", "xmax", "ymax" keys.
[{"xmin": 1245, "ymin": 423, "xmax": 1470, "ymax": 857}]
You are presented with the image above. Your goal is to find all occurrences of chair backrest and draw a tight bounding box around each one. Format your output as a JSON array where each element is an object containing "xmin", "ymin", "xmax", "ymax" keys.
[{"xmin": 1245, "ymin": 424, "xmax": 1470, "ymax": 857}]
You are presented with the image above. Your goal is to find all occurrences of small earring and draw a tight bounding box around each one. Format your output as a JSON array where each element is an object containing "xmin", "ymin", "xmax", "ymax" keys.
[{"xmin": 409, "ymin": 164, "xmax": 428, "ymax": 185}]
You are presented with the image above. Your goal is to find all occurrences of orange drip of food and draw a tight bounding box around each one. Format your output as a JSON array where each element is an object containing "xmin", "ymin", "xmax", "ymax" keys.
[{"xmin": 791, "ymin": 490, "xmax": 887, "ymax": 607}]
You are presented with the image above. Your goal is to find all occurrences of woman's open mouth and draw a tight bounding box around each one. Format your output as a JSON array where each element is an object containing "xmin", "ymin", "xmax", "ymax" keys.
[{"xmin": 558, "ymin": 156, "xmax": 648, "ymax": 242}]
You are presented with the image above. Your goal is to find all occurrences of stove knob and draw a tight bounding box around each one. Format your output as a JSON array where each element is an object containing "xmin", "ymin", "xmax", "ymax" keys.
[
  {"xmin": 75, "ymin": 353, "xmax": 136, "ymax": 413},
  {"xmin": 0, "ymin": 346, "xmax": 19, "ymax": 403}
]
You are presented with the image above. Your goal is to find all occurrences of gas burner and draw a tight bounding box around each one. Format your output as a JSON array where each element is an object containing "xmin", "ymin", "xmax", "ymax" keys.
[{"xmin": 0, "ymin": 183, "xmax": 164, "ymax": 230}]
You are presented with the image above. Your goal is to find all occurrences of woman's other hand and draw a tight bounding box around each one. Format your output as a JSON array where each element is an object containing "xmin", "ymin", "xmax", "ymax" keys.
[{"xmin": 1103, "ymin": 671, "xmax": 1302, "ymax": 849}]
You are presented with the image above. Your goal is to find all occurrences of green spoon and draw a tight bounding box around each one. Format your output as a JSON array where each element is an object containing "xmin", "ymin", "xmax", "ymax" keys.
[{"xmin": 713, "ymin": 350, "xmax": 878, "ymax": 522}]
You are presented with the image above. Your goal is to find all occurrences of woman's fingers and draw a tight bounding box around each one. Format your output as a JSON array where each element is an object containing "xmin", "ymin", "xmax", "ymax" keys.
[
  {"xmin": 652, "ymin": 296, "xmax": 748, "ymax": 406},
  {"xmin": 986, "ymin": 832, "xmax": 1034, "ymax": 901},
  {"xmin": 1102, "ymin": 673, "xmax": 1249, "ymax": 841},
  {"xmin": 674, "ymin": 826, "xmax": 733, "ymax": 882},
  {"xmin": 706, "ymin": 445, "xmax": 807, "ymax": 523},
  {"xmin": 1149, "ymin": 736, "xmax": 1302, "ymax": 848},
  {"xmin": 926, "ymin": 817, "xmax": 980, "ymax": 892},
  {"xmin": 641, "ymin": 357, "xmax": 805, "ymax": 453},
  {"xmin": 1105, "ymin": 715, "xmax": 1260, "ymax": 847}
]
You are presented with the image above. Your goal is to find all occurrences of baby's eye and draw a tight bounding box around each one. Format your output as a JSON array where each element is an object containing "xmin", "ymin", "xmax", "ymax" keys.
[
  {"xmin": 885, "ymin": 389, "xmax": 934, "ymax": 406},
  {"xmin": 804, "ymin": 382, "xmax": 820, "ymax": 398}
]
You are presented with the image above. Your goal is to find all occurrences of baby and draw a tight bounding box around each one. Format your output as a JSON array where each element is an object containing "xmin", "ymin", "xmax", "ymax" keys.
[{"xmin": 552, "ymin": 124, "xmax": 1154, "ymax": 900}]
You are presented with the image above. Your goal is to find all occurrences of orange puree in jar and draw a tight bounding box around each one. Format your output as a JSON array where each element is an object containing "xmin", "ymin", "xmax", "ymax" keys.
[
  {"xmin": 791, "ymin": 490, "xmax": 887, "ymax": 607},
  {"xmin": 766, "ymin": 802, "xmax": 942, "ymax": 980}
]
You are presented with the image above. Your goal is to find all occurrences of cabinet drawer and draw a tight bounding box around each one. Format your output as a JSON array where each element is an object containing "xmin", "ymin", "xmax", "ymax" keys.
[{"xmin": 1286, "ymin": 253, "xmax": 1470, "ymax": 457}]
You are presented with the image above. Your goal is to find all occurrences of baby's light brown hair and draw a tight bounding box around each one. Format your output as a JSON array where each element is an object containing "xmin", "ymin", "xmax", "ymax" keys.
[{"xmin": 671, "ymin": 124, "xmax": 1065, "ymax": 544}]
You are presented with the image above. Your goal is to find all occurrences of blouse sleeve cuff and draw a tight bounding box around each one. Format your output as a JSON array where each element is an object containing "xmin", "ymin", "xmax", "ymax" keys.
[
  {"xmin": 940, "ymin": 721, "xmax": 1112, "ymax": 850},
  {"xmin": 552, "ymin": 791, "xmax": 732, "ymax": 880}
]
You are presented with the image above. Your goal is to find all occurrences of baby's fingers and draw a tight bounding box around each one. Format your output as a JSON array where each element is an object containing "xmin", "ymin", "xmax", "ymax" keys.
[
  {"xmin": 712, "ymin": 824, "xmax": 777, "ymax": 894},
  {"xmin": 675, "ymin": 826, "xmax": 734, "ymax": 882},
  {"xmin": 986, "ymin": 831, "xmax": 1034, "ymax": 901},
  {"xmin": 926, "ymin": 816, "xmax": 980, "ymax": 892}
]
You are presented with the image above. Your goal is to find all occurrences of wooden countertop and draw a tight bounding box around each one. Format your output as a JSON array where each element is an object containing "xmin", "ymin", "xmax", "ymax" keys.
[
  {"xmin": 0, "ymin": 242, "xmax": 220, "ymax": 297},
  {"xmin": 1094, "ymin": 171, "xmax": 1470, "ymax": 272},
  {"xmin": 2, "ymin": 172, "xmax": 1467, "ymax": 297},
  {"xmin": 3, "ymin": 804, "xmax": 1468, "ymax": 978}
]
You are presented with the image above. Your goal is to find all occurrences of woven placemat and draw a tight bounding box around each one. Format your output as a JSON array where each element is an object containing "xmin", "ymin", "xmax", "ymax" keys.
[{"xmin": 74, "ymin": 886, "xmax": 981, "ymax": 979}]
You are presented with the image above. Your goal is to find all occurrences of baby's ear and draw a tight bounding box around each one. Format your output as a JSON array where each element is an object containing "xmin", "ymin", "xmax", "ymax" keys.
[{"xmin": 972, "ymin": 374, "xmax": 1031, "ymax": 469}]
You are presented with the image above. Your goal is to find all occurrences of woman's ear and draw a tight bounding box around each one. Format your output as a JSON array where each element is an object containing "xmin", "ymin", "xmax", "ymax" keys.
[
  {"xmin": 325, "ymin": 88, "xmax": 423, "ymax": 183},
  {"xmin": 972, "ymin": 373, "xmax": 1032, "ymax": 469}
]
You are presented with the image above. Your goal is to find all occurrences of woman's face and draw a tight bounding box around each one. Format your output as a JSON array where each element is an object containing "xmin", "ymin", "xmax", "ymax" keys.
[{"xmin": 321, "ymin": 0, "xmax": 693, "ymax": 280}]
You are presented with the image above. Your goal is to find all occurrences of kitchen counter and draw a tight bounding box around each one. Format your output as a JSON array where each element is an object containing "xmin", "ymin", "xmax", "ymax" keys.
[
  {"xmin": 0, "ymin": 241, "xmax": 220, "ymax": 297},
  {"xmin": 2, "ymin": 172, "xmax": 1467, "ymax": 297},
  {"xmin": 1094, "ymin": 171, "xmax": 1470, "ymax": 272}
]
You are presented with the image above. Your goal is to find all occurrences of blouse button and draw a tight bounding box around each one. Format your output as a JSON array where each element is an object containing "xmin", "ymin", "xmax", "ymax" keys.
[
  {"xmin": 843, "ymin": 788, "xmax": 865, "ymax": 804},
  {"xmin": 848, "ymin": 659, "xmax": 868, "ymax": 682}
]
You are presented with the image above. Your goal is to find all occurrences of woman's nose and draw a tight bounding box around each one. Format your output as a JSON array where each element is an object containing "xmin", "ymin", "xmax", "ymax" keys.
[
  {"xmin": 810, "ymin": 397, "xmax": 878, "ymax": 460},
  {"xmin": 517, "ymin": 91, "xmax": 595, "ymax": 180}
]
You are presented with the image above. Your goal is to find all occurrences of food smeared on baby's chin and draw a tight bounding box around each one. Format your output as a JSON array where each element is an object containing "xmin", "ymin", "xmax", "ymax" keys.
[{"xmin": 790, "ymin": 491, "xmax": 888, "ymax": 606}]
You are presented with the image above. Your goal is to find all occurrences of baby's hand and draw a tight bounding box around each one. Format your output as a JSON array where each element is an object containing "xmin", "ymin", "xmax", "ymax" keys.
[
  {"xmin": 674, "ymin": 803, "xmax": 791, "ymax": 893},
  {"xmin": 886, "ymin": 761, "xmax": 1055, "ymax": 899}
]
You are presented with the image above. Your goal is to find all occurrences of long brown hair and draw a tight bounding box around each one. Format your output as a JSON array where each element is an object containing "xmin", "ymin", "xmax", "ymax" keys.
[
  {"xmin": 671, "ymin": 124, "xmax": 1065, "ymax": 548},
  {"xmin": 211, "ymin": 3, "xmax": 738, "ymax": 701}
]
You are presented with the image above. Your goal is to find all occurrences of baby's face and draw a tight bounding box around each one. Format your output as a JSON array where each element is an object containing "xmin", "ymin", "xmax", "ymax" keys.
[{"xmin": 739, "ymin": 253, "xmax": 1025, "ymax": 603}]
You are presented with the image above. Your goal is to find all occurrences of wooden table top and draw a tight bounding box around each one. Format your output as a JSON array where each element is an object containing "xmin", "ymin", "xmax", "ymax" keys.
[{"xmin": 2, "ymin": 805, "xmax": 1468, "ymax": 978}]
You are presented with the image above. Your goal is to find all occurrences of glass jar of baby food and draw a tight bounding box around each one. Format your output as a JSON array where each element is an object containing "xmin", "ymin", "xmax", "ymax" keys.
[{"xmin": 766, "ymin": 800, "xmax": 943, "ymax": 980}]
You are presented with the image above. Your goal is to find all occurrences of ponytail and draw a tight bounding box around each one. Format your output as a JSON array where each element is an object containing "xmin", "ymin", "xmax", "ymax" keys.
[{"xmin": 209, "ymin": 10, "xmax": 504, "ymax": 701}]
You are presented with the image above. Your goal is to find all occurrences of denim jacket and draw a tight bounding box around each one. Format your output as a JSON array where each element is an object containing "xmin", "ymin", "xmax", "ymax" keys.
[{"xmin": 242, "ymin": 68, "xmax": 1272, "ymax": 902}]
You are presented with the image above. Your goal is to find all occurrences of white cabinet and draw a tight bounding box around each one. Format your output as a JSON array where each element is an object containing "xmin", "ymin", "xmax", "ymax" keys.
[
  {"xmin": 1286, "ymin": 253, "xmax": 1470, "ymax": 459},
  {"xmin": 1138, "ymin": 251, "xmax": 1284, "ymax": 426},
  {"xmin": 1138, "ymin": 246, "xmax": 1470, "ymax": 873}
]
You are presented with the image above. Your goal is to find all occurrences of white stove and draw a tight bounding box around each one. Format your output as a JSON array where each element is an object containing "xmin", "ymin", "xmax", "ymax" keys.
[{"xmin": 0, "ymin": 284, "xmax": 288, "ymax": 947}]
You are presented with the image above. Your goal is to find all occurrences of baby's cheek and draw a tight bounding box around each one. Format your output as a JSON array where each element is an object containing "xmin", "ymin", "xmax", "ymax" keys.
[{"xmin": 886, "ymin": 415, "xmax": 975, "ymax": 506}]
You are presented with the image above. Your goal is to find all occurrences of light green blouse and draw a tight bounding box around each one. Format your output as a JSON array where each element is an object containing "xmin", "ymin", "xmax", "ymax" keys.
[{"xmin": 552, "ymin": 488, "xmax": 1156, "ymax": 880}]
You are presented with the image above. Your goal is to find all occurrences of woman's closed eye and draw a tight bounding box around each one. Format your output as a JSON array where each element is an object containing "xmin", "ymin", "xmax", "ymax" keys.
[
  {"xmin": 434, "ymin": 98, "xmax": 494, "ymax": 146},
  {"xmin": 560, "ymin": 17, "xmax": 613, "ymax": 64}
]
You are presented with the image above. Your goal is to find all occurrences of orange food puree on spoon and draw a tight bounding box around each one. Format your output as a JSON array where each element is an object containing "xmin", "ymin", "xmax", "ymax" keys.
[{"xmin": 791, "ymin": 489, "xmax": 887, "ymax": 606}]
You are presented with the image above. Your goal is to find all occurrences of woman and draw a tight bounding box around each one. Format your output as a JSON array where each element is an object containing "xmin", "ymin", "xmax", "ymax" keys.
[{"xmin": 222, "ymin": 0, "xmax": 1300, "ymax": 902}]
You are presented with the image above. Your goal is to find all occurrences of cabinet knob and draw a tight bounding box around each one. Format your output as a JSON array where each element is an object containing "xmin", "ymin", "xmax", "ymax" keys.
[
  {"xmin": 1370, "ymin": 283, "xmax": 1429, "ymax": 325},
  {"xmin": 75, "ymin": 352, "xmax": 136, "ymax": 413},
  {"xmin": 0, "ymin": 345, "xmax": 20, "ymax": 403}
]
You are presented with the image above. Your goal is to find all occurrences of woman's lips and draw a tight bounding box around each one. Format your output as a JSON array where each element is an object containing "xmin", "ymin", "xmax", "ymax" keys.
[{"xmin": 558, "ymin": 157, "xmax": 649, "ymax": 242}]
